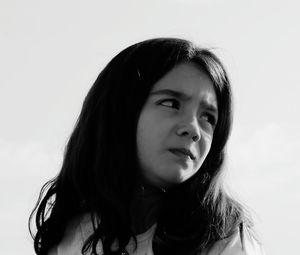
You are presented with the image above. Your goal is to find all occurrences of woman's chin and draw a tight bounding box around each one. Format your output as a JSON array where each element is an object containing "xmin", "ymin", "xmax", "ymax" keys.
[{"xmin": 161, "ymin": 169, "xmax": 196, "ymax": 186}]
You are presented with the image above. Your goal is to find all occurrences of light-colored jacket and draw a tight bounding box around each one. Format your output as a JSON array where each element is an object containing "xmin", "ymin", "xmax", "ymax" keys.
[{"xmin": 48, "ymin": 214, "xmax": 265, "ymax": 255}]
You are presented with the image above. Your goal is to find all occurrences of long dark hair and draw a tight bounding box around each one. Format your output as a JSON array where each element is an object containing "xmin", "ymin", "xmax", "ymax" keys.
[{"xmin": 29, "ymin": 38, "xmax": 251, "ymax": 255}]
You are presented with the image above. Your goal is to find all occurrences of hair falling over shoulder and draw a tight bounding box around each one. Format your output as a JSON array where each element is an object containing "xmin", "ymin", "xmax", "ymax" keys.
[{"xmin": 29, "ymin": 38, "xmax": 253, "ymax": 255}]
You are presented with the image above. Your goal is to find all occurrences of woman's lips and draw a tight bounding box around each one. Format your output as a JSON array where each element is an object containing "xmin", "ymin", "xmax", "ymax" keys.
[{"xmin": 169, "ymin": 148, "xmax": 195, "ymax": 160}]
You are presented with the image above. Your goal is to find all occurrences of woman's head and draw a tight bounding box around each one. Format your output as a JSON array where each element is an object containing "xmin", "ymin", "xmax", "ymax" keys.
[
  {"xmin": 66, "ymin": 38, "xmax": 232, "ymax": 206},
  {"xmin": 31, "ymin": 38, "xmax": 235, "ymax": 255}
]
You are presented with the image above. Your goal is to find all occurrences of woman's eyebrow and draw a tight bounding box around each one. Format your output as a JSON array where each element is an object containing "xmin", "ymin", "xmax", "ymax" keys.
[
  {"xmin": 200, "ymin": 101, "xmax": 218, "ymax": 114},
  {"xmin": 150, "ymin": 89, "xmax": 190, "ymax": 101},
  {"xmin": 150, "ymin": 89, "xmax": 218, "ymax": 113}
]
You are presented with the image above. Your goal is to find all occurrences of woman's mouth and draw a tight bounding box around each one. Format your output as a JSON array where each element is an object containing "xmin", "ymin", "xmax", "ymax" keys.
[{"xmin": 169, "ymin": 148, "xmax": 195, "ymax": 160}]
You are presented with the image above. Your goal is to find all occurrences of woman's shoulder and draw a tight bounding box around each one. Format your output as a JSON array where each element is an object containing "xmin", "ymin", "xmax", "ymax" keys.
[
  {"xmin": 201, "ymin": 224, "xmax": 265, "ymax": 255},
  {"xmin": 47, "ymin": 213, "xmax": 155, "ymax": 255},
  {"xmin": 48, "ymin": 214, "xmax": 102, "ymax": 255}
]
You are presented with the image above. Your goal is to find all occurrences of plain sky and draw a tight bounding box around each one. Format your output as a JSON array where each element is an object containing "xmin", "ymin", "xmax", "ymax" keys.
[{"xmin": 1, "ymin": 0, "xmax": 299, "ymax": 254}]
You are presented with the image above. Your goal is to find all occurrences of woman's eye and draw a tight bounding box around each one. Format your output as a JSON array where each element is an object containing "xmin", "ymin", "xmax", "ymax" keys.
[
  {"xmin": 159, "ymin": 99, "xmax": 180, "ymax": 109},
  {"xmin": 201, "ymin": 113, "xmax": 217, "ymax": 127}
]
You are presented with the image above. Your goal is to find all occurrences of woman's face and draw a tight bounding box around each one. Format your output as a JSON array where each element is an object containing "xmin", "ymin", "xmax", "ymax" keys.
[{"xmin": 136, "ymin": 62, "xmax": 218, "ymax": 188}]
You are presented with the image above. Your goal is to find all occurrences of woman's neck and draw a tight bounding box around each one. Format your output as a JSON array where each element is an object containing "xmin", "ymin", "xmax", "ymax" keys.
[{"xmin": 130, "ymin": 181, "xmax": 166, "ymax": 235}]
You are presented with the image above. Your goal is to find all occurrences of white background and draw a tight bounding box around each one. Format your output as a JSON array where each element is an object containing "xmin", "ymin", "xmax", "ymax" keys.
[{"xmin": 1, "ymin": 0, "xmax": 299, "ymax": 254}]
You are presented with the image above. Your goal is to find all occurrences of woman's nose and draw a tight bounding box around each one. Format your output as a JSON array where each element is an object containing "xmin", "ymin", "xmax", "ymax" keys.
[{"xmin": 176, "ymin": 117, "xmax": 201, "ymax": 142}]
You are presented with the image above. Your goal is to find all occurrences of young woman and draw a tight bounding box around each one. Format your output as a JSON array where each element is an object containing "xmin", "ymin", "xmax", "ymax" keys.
[{"xmin": 29, "ymin": 38, "xmax": 265, "ymax": 255}]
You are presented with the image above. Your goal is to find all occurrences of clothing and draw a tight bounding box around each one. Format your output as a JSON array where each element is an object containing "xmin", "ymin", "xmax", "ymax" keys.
[{"xmin": 48, "ymin": 214, "xmax": 265, "ymax": 255}]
